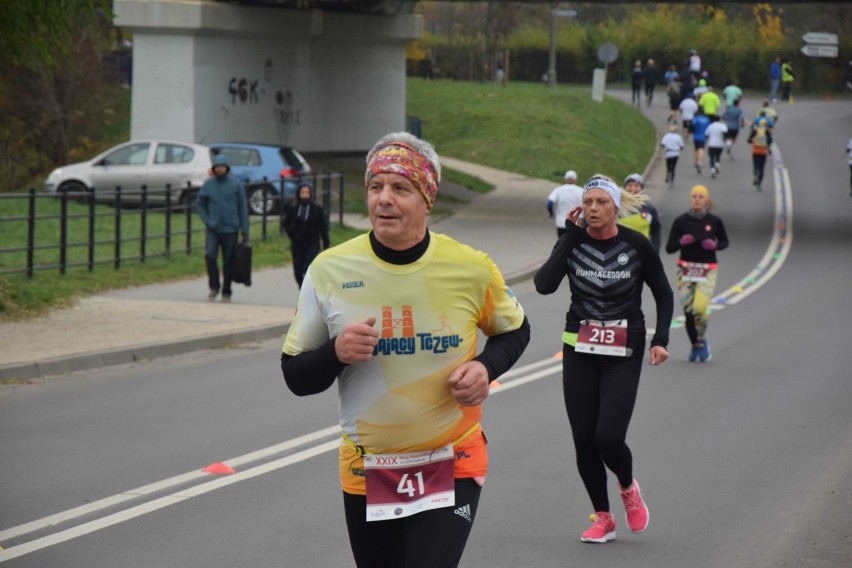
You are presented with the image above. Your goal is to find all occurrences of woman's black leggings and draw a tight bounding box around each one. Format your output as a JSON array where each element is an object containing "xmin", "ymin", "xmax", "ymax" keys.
[
  {"xmin": 343, "ymin": 479, "xmax": 482, "ymax": 568},
  {"xmin": 291, "ymin": 241, "xmax": 320, "ymax": 288},
  {"xmin": 666, "ymin": 156, "xmax": 679, "ymax": 183},
  {"xmin": 562, "ymin": 343, "xmax": 644, "ymax": 512}
]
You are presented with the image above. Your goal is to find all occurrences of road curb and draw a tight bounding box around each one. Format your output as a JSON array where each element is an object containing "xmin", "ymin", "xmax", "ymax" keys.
[
  {"xmin": 0, "ymin": 263, "xmax": 545, "ymax": 381},
  {"xmin": 0, "ymin": 322, "xmax": 289, "ymax": 381}
]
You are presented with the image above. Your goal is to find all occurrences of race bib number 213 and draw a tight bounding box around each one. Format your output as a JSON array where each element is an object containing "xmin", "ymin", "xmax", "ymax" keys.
[{"xmin": 575, "ymin": 319, "xmax": 628, "ymax": 356}]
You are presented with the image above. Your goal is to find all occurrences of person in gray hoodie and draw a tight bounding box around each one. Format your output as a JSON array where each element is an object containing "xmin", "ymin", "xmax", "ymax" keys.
[{"xmin": 197, "ymin": 154, "xmax": 249, "ymax": 301}]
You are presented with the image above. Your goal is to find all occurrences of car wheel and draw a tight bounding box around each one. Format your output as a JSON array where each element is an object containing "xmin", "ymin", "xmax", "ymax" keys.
[
  {"xmin": 58, "ymin": 180, "xmax": 92, "ymax": 203},
  {"xmin": 247, "ymin": 185, "xmax": 278, "ymax": 216},
  {"xmin": 59, "ymin": 180, "xmax": 89, "ymax": 196},
  {"xmin": 178, "ymin": 188, "xmax": 197, "ymax": 212}
]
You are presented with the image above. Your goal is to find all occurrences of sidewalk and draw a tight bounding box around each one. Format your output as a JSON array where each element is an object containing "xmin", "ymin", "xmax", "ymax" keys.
[{"xmin": 0, "ymin": 161, "xmax": 559, "ymax": 380}]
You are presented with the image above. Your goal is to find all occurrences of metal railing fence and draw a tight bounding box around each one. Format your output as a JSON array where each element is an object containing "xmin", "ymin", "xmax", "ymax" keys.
[{"xmin": 0, "ymin": 172, "xmax": 344, "ymax": 279}]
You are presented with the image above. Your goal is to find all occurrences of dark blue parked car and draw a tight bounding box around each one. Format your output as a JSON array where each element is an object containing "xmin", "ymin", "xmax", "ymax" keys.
[{"xmin": 209, "ymin": 143, "xmax": 312, "ymax": 215}]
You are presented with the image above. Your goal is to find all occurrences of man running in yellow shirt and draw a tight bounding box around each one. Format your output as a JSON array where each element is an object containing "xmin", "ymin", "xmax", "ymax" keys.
[{"xmin": 698, "ymin": 85, "xmax": 721, "ymax": 118}]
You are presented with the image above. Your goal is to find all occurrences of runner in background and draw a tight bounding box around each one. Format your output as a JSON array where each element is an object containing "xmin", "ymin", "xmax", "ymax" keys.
[
  {"xmin": 748, "ymin": 116, "xmax": 773, "ymax": 191},
  {"xmin": 660, "ymin": 124, "xmax": 685, "ymax": 187},
  {"xmin": 535, "ymin": 175, "xmax": 673, "ymax": 544},
  {"xmin": 679, "ymin": 93, "xmax": 699, "ymax": 138},
  {"xmin": 691, "ymin": 112, "xmax": 711, "ymax": 175},
  {"xmin": 619, "ymin": 174, "xmax": 662, "ymax": 252},
  {"xmin": 757, "ymin": 99, "xmax": 778, "ymax": 127},
  {"xmin": 666, "ymin": 72, "xmax": 683, "ymax": 125},
  {"xmin": 665, "ymin": 185, "xmax": 729, "ymax": 363},
  {"xmin": 547, "ymin": 170, "xmax": 584, "ymax": 238},
  {"xmin": 704, "ymin": 116, "xmax": 728, "ymax": 179},
  {"xmin": 723, "ymin": 100, "xmax": 745, "ymax": 158}
]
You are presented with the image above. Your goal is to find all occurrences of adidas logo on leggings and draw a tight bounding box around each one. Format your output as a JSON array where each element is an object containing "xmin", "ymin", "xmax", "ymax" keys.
[{"xmin": 454, "ymin": 504, "xmax": 472, "ymax": 523}]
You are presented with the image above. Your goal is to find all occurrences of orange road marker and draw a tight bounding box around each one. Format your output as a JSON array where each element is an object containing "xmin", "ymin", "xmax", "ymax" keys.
[{"xmin": 203, "ymin": 462, "xmax": 236, "ymax": 475}]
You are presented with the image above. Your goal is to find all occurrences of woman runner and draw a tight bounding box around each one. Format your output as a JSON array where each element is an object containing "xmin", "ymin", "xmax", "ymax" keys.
[
  {"xmin": 535, "ymin": 174, "xmax": 673, "ymax": 543},
  {"xmin": 664, "ymin": 184, "xmax": 729, "ymax": 362}
]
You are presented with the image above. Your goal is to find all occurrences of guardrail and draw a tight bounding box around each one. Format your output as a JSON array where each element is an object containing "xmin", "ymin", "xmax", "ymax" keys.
[{"xmin": 0, "ymin": 172, "xmax": 344, "ymax": 279}]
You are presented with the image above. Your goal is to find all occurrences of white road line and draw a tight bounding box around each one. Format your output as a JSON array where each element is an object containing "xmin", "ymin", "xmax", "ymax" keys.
[
  {"xmin": 711, "ymin": 143, "xmax": 793, "ymax": 306},
  {"xmin": 0, "ymin": 441, "xmax": 339, "ymax": 562},
  {"xmin": 0, "ymin": 361, "xmax": 561, "ymax": 561},
  {"xmin": 492, "ymin": 365, "xmax": 562, "ymax": 392},
  {"xmin": 0, "ymin": 425, "xmax": 340, "ymax": 544}
]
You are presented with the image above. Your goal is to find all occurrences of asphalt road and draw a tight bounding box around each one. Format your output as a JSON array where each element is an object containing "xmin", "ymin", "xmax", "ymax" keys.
[{"xmin": 1, "ymin": 95, "xmax": 850, "ymax": 567}]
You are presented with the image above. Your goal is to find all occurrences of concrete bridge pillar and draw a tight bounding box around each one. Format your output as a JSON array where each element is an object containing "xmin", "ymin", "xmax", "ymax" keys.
[{"xmin": 114, "ymin": 0, "xmax": 421, "ymax": 151}]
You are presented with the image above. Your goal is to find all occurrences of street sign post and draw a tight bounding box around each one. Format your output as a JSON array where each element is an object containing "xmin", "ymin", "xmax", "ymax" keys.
[
  {"xmin": 547, "ymin": 7, "xmax": 579, "ymax": 87},
  {"xmin": 801, "ymin": 32, "xmax": 838, "ymax": 45},
  {"xmin": 800, "ymin": 44, "xmax": 839, "ymax": 58},
  {"xmin": 592, "ymin": 42, "xmax": 619, "ymax": 103},
  {"xmin": 596, "ymin": 42, "xmax": 619, "ymax": 65}
]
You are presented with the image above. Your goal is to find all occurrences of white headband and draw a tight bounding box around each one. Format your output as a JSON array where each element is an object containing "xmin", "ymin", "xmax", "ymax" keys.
[{"xmin": 583, "ymin": 177, "xmax": 621, "ymax": 209}]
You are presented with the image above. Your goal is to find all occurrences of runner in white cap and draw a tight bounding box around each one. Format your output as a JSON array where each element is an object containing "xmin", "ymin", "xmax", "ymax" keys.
[{"xmin": 546, "ymin": 169, "xmax": 583, "ymax": 238}]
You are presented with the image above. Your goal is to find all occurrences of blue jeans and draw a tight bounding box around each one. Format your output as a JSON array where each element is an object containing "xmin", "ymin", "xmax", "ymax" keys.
[
  {"xmin": 769, "ymin": 78, "xmax": 780, "ymax": 101},
  {"xmin": 205, "ymin": 230, "xmax": 238, "ymax": 295}
]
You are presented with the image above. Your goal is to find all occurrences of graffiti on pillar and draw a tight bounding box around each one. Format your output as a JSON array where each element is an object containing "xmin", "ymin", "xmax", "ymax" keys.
[
  {"xmin": 273, "ymin": 90, "xmax": 300, "ymax": 144},
  {"xmin": 221, "ymin": 58, "xmax": 301, "ymax": 143},
  {"xmin": 228, "ymin": 77, "xmax": 259, "ymax": 105}
]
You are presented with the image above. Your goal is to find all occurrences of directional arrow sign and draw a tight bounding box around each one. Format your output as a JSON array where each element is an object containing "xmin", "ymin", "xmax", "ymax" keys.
[
  {"xmin": 800, "ymin": 44, "xmax": 839, "ymax": 58},
  {"xmin": 802, "ymin": 32, "xmax": 838, "ymax": 45}
]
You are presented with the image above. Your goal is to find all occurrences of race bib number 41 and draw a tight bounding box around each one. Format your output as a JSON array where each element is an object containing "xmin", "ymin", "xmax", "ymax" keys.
[
  {"xmin": 575, "ymin": 319, "xmax": 628, "ymax": 356},
  {"xmin": 363, "ymin": 444, "xmax": 455, "ymax": 521}
]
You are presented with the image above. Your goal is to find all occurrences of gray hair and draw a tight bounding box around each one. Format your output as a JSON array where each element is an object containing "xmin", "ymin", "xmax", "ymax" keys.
[{"xmin": 366, "ymin": 131, "xmax": 441, "ymax": 183}]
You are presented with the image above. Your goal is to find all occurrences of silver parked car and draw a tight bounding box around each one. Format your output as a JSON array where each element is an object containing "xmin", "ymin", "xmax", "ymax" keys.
[{"xmin": 43, "ymin": 140, "xmax": 213, "ymax": 206}]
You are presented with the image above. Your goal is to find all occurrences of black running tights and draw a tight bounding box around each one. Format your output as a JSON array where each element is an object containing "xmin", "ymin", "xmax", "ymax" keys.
[
  {"xmin": 343, "ymin": 479, "xmax": 482, "ymax": 568},
  {"xmin": 562, "ymin": 344, "xmax": 644, "ymax": 512},
  {"xmin": 666, "ymin": 156, "xmax": 678, "ymax": 182}
]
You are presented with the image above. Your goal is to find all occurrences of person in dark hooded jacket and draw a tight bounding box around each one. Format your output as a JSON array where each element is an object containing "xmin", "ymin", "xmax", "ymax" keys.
[
  {"xmin": 197, "ymin": 154, "xmax": 249, "ymax": 301},
  {"xmin": 283, "ymin": 180, "xmax": 329, "ymax": 287}
]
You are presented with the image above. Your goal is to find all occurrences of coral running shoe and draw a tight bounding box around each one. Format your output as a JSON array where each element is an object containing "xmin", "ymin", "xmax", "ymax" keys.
[
  {"xmin": 618, "ymin": 480, "xmax": 649, "ymax": 533},
  {"xmin": 580, "ymin": 512, "xmax": 616, "ymax": 543}
]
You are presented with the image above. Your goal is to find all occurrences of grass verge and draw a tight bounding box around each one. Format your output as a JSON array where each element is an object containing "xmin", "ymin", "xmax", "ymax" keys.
[{"xmin": 2, "ymin": 78, "xmax": 654, "ymax": 320}]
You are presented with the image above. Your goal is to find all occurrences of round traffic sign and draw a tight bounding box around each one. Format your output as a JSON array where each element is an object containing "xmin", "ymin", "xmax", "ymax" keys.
[{"xmin": 597, "ymin": 41, "xmax": 619, "ymax": 64}]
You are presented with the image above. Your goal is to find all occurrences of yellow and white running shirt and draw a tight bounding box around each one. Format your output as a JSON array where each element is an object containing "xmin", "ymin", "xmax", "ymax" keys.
[{"xmin": 282, "ymin": 232, "xmax": 525, "ymax": 493}]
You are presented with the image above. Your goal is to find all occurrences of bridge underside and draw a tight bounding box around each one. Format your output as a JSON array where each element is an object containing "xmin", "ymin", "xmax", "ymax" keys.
[{"xmin": 115, "ymin": 0, "xmax": 421, "ymax": 152}]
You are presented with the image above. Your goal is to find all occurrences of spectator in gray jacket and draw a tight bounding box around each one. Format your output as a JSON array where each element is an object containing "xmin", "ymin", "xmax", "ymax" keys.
[{"xmin": 198, "ymin": 154, "xmax": 249, "ymax": 302}]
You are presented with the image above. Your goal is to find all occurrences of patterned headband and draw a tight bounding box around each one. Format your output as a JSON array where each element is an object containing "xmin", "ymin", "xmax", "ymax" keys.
[
  {"xmin": 365, "ymin": 142, "xmax": 439, "ymax": 209},
  {"xmin": 583, "ymin": 177, "xmax": 621, "ymax": 209}
]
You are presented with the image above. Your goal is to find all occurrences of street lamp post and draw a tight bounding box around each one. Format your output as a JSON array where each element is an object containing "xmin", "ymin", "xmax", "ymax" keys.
[
  {"xmin": 547, "ymin": 4, "xmax": 578, "ymax": 88},
  {"xmin": 547, "ymin": 7, "xmax": 557, "ymax": 87}
]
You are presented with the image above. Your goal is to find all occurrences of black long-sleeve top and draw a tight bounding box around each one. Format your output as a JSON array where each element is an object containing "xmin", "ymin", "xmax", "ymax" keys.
[
  {"xmin": 535, "ymin": 223, "xmax": 673, "ymax": 349},
  {"xmin": 283, "ymin": 199, "xmax": 329, "ymax": 249},
  {"xmin": 665, "ymin": 209, "xmax": 729, "ymax": 264}
]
